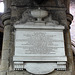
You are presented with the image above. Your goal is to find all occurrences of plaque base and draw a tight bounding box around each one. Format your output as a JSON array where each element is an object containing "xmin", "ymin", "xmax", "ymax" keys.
[{"xmin": 13, "ymin": 62, "xmax": 66, "ymax": 74}]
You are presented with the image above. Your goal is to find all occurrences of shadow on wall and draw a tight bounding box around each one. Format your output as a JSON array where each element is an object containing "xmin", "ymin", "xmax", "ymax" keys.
[{"xmin": 0, "ymin": 13, "xmax": 3, "ymax": 64}]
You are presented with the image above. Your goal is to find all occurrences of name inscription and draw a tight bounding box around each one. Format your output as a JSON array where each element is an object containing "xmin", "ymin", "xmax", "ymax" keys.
[{"xmin": 15, "ymin": 30, "xmax": 65, "ymax": 56}]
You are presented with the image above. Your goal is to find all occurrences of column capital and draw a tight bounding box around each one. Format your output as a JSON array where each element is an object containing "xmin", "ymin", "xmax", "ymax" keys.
[
  {"xmin": 1, "ymin": 9, "xmax": 11, "ymax": 26},
  {"xmin": 67, "ymin": 13, "xmax": 73, "ymax": 25}
]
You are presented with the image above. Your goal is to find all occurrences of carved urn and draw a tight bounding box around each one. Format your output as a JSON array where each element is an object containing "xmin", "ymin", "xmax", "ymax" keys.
[{"xmin": 31, "ymin": 8, "xmax": 48, "ymax": 21}]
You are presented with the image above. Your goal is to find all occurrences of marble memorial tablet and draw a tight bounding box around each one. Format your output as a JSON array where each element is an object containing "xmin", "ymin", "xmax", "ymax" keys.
[
  {"xmin": 13, "ymin": 23, "xmax": 67, "ymax": 73},
  {"xmin": 13, "ymin": 28, "xmax": 66, "ymax": 61}
]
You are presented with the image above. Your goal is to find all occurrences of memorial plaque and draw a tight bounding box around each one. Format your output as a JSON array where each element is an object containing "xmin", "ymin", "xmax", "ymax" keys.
[
  {"xmin": 13, "ymin": 23, "xmax": 67, "ymax": 73},
  {"xmin": 13, "ymin": 24, "xmax": 67, "ymax": 62},
  {"xmin": 13, "ymin": 9, "xmax": 67, "ymax": 75},
  {"xmin": 14, "ymin": 29, "xmax": 65, "ymax": 57},
  {"xmin": 13, "ymin": 8, "xmax": 67, "ymax": 73}
]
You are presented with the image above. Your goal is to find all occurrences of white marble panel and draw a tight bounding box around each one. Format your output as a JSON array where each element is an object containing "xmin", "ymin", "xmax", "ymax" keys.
[
  {"xmin": 15, "ymin": 47, "xmax": 65, "ymax": 56},
  {"xmin": 14, "ymin": 29, "xmax": 65, "ymax": 58}
]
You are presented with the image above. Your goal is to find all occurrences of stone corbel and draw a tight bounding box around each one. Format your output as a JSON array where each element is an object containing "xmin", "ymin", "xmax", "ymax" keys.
[
  {"xmin": 57, "ymin": 62, "xmax": 66, "ymax": 70},
  {"xmin": 14, "ymin": 62, "xmax": 23, "ymax": 70}
]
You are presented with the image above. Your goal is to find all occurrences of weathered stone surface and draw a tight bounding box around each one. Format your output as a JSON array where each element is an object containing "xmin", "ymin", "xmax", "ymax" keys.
[
  {"xmin": 0, "ymin": 71, "xmax": 7, "ymax": 75},
  {"xmin": 1, "ymin": 50, "xmax": 9, "ymax": 59},
  {"xmin": 12, "ymin": 0, "xmax": 31, "ymax": 6},
  {"xmin": 1, "ymin": 59, "xmax": 9, "ymax": 70},
  {"xmin": 7, "ymin": 71, "xmax": 30, "ymax": 75},
  {"xmin": 0, "ymin": 25, "xmax": 12, "ymax": 75}
]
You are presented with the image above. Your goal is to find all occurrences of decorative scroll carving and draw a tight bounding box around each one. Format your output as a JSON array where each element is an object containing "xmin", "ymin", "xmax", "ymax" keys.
[
  {"xmin": 15, "ymin": 9, "xmax": 36, "ymax": 24},
  {"xmin": 15, "ymin": 9, "xmax": 59, "ymax": 25}
]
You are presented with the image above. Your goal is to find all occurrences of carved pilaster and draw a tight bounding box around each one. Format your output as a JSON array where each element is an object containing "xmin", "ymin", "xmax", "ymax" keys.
[{"xmin": 1, "ymin": 10, "xmax": 12, "ymax": 75}]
